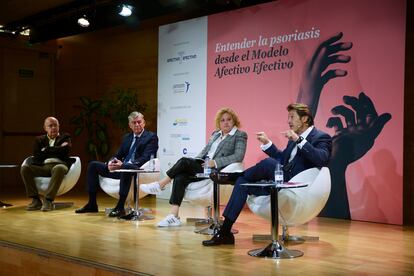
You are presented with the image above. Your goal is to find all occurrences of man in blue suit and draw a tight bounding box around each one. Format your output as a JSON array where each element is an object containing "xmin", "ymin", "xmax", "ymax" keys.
[
  {"xmin": 203, "ymin": 103, "xmax": 332, "ymax": 246},
  {"xmin": 76, "ymin": 111, "xmax": 158, "ymax": 217}
]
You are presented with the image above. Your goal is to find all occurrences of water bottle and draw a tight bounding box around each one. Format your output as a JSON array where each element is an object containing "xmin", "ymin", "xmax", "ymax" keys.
[
  {"xmin": 274, "ymin": 161, "xmax": 284, "ymax": 185},
  {"xmin": 148, "ymin": 154, "xmax": 155, "ymax": 171},
  {"xmin": 204, "ymin": 157, "xmax": 211, "ymax": 175},
  {"xmin": 151, "ymin": 155, "xmax": 156, "ymax": 171}
]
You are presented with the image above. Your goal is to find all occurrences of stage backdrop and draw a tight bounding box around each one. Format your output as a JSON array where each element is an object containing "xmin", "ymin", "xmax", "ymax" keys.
[{"xmin": 158, "ymin": 0, "xmax": 406, "ymax": 224}]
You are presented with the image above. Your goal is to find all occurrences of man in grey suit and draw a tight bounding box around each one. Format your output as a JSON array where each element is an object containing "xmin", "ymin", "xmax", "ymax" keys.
[{"xmin": 140, "ymin": 107, "xmax": 247, "ymax": 227}]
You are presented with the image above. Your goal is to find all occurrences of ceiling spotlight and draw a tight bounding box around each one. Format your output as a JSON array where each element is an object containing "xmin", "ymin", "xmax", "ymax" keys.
[
  {"xmin": 118, "ymin": 4, "xmax": 133, "ymax": 17},
  {"xmin": 20, "ymin": 28, "xmax": 30, "ymax": 36},
  {"xmin": 77, "ymin": 15, "xmax": 90, "ymax": 27}
]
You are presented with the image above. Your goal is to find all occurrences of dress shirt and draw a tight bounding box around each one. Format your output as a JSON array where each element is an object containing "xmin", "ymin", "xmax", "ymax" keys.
[{"xmin": 260, "ymin": 125, "xmax": 314, "ymax": 162}]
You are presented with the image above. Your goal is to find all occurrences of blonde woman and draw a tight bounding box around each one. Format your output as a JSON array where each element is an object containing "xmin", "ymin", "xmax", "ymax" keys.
[{"xmin": 140, "ymin": 107, "xmax": 247, "ymax": 227}]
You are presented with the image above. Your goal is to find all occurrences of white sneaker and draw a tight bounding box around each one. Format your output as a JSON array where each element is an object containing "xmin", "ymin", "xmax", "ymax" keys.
[
  {"xmin": 140, "ymin": 182, "xmax": 162, "ymax": 195},
  {"xmin": 157, "ymin": 214, "xmax": 182, "ymax": 227}
]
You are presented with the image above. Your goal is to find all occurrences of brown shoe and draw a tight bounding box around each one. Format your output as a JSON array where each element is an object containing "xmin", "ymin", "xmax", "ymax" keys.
[
  {"xmin": 26, "ymin": 198, "xmax": 42, "ymax": 211},
  {"xmin": 40, "ymin": 199, "xmax": 54, "ymax": 211}
]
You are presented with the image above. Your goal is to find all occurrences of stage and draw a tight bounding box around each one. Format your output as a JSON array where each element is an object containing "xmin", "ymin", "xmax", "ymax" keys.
[{"xmin": 0, "ymin": 194, "xmax": 413, "ymax": 275}]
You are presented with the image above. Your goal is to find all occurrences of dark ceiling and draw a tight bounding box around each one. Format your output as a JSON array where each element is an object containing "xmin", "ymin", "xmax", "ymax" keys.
[{"xmin": 0, "ymin": 0, "xmax": 273, "ymax": 44}]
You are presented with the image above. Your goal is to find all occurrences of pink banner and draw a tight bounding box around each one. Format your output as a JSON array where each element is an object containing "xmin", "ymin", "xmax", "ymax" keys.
[{"xmin": 206, "ymin": 0, "xmax": 405, "ymax": 224}]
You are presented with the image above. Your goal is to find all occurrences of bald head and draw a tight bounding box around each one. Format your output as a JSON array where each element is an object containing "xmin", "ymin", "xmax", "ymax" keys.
[{"xmin": 44, "ymin": 117, "xmax": 60, "ymax": 139}]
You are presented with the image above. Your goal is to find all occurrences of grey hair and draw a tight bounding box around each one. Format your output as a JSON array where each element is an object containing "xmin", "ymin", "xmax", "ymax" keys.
[{"xmin": 128, "ymin": 111, "xmax": 144, "ymax": 122}]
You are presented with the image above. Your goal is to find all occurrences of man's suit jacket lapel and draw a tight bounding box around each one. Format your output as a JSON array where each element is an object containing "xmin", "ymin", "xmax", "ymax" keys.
[
  {"xmin": 283, "ymin": 141, "xmax": 295, "ymax": 165},
  {"xmin": 306, "ymin": 127, "xmax": 317, "ymax": 143},
  {"xmin": 135, "ymin": 130, "xmax": 150, "ymax": 153},
  {"xmin": 127, "ymin": 133, "xmax": 134, "ymax": 146},
  {"xmin": 39, "ymin": 135, "xmax": 48, "ymax": 147},
  {"xmin": 55, "ymin": 134, "xmax": 66, "ymax": 146},
  {"xmin": 122, "ymin": 133, "xmax": 134, "ymax": 158},
  {"xmin": 283, "ymin": 127, "xmax": 317, "ymax": 165},
  {"xmin": 139, "ymin": 130, "xmax": 150, "ymax": 144}
]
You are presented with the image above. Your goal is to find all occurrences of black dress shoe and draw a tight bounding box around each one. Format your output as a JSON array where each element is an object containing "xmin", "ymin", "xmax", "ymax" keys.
[
  {"xmin": 75, "ymin": 204, "xmax": 98, "ymax": 213},
  {"xmin": 108, "ymin": 208, "xmax": 126, "ymax": 217},
  {"xmin": 118, "ymin": 212, "xmax": 135, "ymax": 220},
  {"xmin": 202, "ymin": 231, "xmax": 235, "ymax": 246}
]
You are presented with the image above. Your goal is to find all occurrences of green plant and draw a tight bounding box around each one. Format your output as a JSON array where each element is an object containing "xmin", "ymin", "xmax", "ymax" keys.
[
  {"xmin": 71, "ymin": 88, "xmax": 147, "ymax": 161},
  {"xmin": 104, "ymin": 87, "xmax": 147, "ymax": 133},
  {"xmin": 71, "ymin": 96, "xmax": 110, "ymax": 161}
]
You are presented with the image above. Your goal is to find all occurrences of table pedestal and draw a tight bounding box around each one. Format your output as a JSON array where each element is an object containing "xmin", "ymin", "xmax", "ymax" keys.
[
  {"xmin": 248, "ymin": 240, "xmax": 303, "ymax": 258},
  {"xmin": 0, "ymin": 201, "xmax": 12, "ymax": 207},
  {"xmin": 0, "ymin": 165, "xmax": 18, "ymax": 207},
  {"xmin": 113, "ymin": 169, "xmax": 156, "ymax": 221},
  {"xmin": 194, "ymin": 172, "xmax": 238, "ymax": 235},
  {"xmin": 194, "ymin": 173, "xmax": 220, "ymax": 235},
  {"xmin": 246, "ymin": 183, "xmax": 304, "ymax": 259}
]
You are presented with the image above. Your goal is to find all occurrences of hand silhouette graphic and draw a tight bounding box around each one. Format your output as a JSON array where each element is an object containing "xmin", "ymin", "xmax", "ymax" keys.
[
  {"xmin": 320, "ymin": 92, "xmax": 391, "ymax": 219},
  {"xmin": 298, "ymin": 32, "xmax": 352, "ymax": 116},
  {"xmin": 327, "ymin": 92, "xmax": 392, "ymax": 167}
]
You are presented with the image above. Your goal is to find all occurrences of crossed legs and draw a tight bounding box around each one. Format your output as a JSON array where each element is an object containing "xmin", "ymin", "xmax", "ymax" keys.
[{"xmin": 140, "ymin": 157, "xmax": 203, "ymax": 225}]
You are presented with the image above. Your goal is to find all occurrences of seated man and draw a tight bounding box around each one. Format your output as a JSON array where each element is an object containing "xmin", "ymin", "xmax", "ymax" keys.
[
  {"xmin": 21, "ymin": 116, "xmax": 74, "ymax": 211},
  {"xmin": 75, "ymin": 111, "xmax": 158, "ymax": 217},
  {"xmin": 202, "ymin": 103, "xmax": 332, "ymax": 246}
]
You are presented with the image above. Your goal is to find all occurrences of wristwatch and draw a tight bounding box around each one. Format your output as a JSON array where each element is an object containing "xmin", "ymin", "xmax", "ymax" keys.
[{"xmin": 295, "ymin": 136, "xmax": 304, "ymax": 144}]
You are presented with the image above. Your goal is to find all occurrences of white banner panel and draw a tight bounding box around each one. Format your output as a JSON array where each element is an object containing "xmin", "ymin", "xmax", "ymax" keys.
[{"xmin": 157, "ymin": 17, "xmax": 208, "ymax": 199}]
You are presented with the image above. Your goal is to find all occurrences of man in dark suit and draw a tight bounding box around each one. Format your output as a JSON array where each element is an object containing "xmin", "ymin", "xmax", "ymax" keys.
[
  {"xmin": 21, "ymin": 116, "xmax": 74, "ymax": 211},
  {"xmin": 203, "ymin": 103, "xmax": 332, "ymax": 246},
  {"xmin": 75, "ymin": 111, "xmax": 158, "ymax": 217}
]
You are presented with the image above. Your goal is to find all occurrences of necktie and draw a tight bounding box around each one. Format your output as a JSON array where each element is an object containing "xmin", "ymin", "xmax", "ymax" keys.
[{"xmin": 125, "ymin": 136, "xmax": 138, "ymax": 162}]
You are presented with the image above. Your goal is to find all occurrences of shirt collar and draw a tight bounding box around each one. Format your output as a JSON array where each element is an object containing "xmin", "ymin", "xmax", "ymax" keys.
[
  {"xmin": 300, "ymin": 125, "xmax": 314, "ymax": 139},
  {"xmin": 47, "ymin": 134, "xmax": 59, "ymax": 140},
  {"xmin": 219, "ymin": 126, "xmax": 237, "ymax": 137},
  {"xmin": 135, "ymin": 129, "xmax": 145, "ymax": 138}
]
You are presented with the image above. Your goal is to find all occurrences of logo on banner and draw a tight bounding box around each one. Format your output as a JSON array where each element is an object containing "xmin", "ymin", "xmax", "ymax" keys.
[
  {"xmin": 169, "ymin": 133, "xmax": 191, "ymax": 140},
  {"xmin": 181, "ymin": 134, "xmax": 190, "ymax": 141},
  {"xmin": 162, "ymin": 148, "xmax": 175, "ymax": 156},
  {"xmin": 167, "ymin": 51, "xmax": 197, "ymax": 64},
  {"xmin": 173, "ymin": 118, "xmax": 188, "ymax": 126},
  {"xmin": 170, "ymin": 105, "xmax": 191, "ymax": 110},
  {"xmin": 173, "ymin": 81, "xmax": 190, "ymax": 93},
  {"xmin": 182, "ymin": 148, "xmax": 197, "ymax": 156}
]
